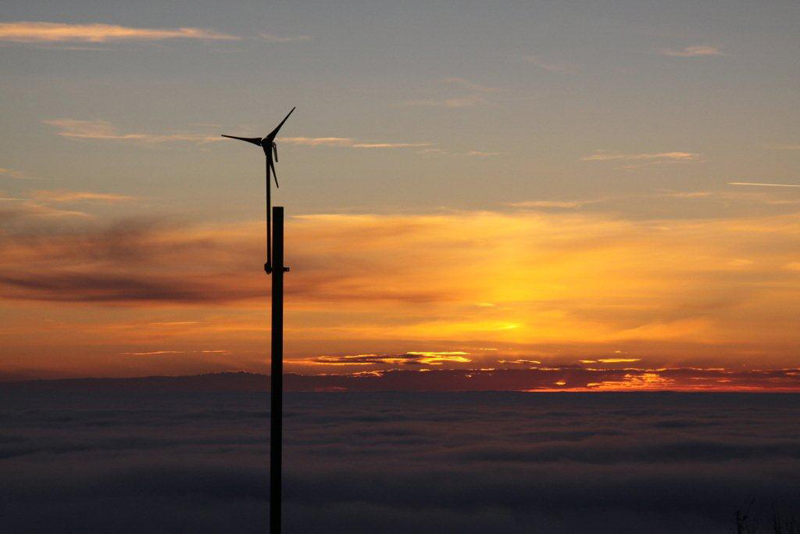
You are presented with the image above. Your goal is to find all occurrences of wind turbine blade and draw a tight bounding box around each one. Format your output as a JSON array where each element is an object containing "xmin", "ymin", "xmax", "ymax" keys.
[
  {"xmin": 264, "ymin": 107, "xmax": 296, "ymax": 141},
  {"xmin": 273, "ymin": 143, "xmax": 278, "ymax": 162},
  {"xmin": 270, "ymin": 158, "xmax": 279, "ymax": 188},
  {"xmin": 221, "ymin": 134, "xmax": 263, "ymax": 146}
]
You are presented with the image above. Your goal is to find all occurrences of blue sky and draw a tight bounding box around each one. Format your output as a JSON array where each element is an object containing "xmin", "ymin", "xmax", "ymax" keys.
[{"xmin": 2, "ymin": 1, "xmax": 798, "ymax": 218}]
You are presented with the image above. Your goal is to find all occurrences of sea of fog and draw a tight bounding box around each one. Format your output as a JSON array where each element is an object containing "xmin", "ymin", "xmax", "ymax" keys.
[{"xmin": 1, "ymin": 391, "xmax": 799, "ymax": 533}]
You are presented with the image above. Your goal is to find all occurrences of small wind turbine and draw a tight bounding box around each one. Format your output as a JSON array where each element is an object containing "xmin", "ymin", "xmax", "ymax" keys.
[
  {"xmin": 222, "ymin": 107, "xmax": 295, "ymax": 274},
  {"xmin": 222, "ymin": 107, "xmax": 296, "ymax": 534}
]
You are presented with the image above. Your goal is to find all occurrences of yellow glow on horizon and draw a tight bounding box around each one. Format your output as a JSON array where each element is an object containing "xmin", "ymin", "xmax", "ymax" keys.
[{"xmin": 2, "ymin": 209, "xmax": 800, "ymax": 377}]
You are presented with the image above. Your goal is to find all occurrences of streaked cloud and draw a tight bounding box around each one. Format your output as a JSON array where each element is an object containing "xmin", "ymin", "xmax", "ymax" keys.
[
  {"xmin": 466, "ymin": 150, "xmax": 506, "ymax": 158},
  {"xmin": 579, "ymin": 358, "xmax": 642, "ymax": 364},
  {"xmin": 32, "ymin": 190, "xmax": 136, "ymax": 204},
  {"xmin": 0, "ymin": 218, "xmax": 261, "ymax": 304},
  {"xmin": 402, "ymin": 77, "xmax": 499, "ymax": 108},
  {"xmin": 0, "ymin": 22, "xmax": 238, "ymax": 43},
  {"xmin": 0, "ymin": 167, "xmax": 30, "ymax": 181},
  {"xmin": 658, "ymin": 45, "xmax": 722, "ymax": 58},
  {"xmin": 149, "ymin": 321, "xmax": 200, "ymax": 326},
  {"xmin": 662, "ymin": 191, "xmax": 712, "ymax": 199},
  {"xmin": 508, "ymin": 199, "xmax": 600, "ymax": 209},
  {"xmin": 281, "ymin": 137, "xmax": 355, "ymax": 147},
  {"xmin": 440, "ymin": 77, "xmax": 498, "ymax": 93},
  {"xmin": 582, "ymin": 150, "xmax": 701, "ymax": 162},
  {"xmin": 767, "ymin": 145, "xmax": 800, "ymax": 151},
  {"xmin": 276, "ymin": 367, "xmax": 800, "ymax": 391},
  {"xmin": 728, "ymin": 182, "xmax": 800, "ymax": 189},
  {"xmin": 353, "ymin": 142, "xmax": 431, "ymax": 149},
  {"xmin": 402, "ymin": 95, "xmax": 492, "ymax": 108},
  {"xmin": 583, "ymin": 150, "xmax": 702, "ymax": 170},
  {"xmin": 523, "ymin": 54, "xmax": 576, "ymax": 73},
  {"xmin": 1, "ymin": 200, "xmax": 91, "ymax": 221},
  {"xmin": 305, "ymin": 351, "xmax": 471, "ymax": 366},
  {"xmin": 282, "ymin": 137, "xmax": 430, "ymax": 149},
  {"xmin": 259, "ymin": 33, "xmax": 312, "ymax": 43},
  {"xmin": 119, "ymin": 349, "xmax": 229, "ymax": 356},
  {"xmin": 120, "ymin": 350, "xmax": 184, "ymax": 356},
  {"xmin": 44, "ymin": 119, "xmax": 220, "ymax": 144}
]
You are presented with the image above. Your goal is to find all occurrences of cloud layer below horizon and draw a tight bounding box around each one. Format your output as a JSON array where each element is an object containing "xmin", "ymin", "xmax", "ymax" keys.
[{"xmin": 1, "ymin": 391, "xmax": 799, "ymax": 533}]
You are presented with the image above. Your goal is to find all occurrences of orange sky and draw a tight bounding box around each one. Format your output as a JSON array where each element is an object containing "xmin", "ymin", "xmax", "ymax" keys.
[{"xmin": 2, "ymin": 204, "xmax": 799, "ymax": 386}]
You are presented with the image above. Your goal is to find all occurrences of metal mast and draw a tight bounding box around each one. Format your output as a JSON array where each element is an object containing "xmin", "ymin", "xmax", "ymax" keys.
[{"xmin": 270, "ymin": 206, "xmax": 287, "ymax": 533}]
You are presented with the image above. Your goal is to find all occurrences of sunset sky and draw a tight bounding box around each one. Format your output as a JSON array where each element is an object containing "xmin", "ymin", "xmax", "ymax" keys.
[{"xmin": 1, "ymin": 1, "xmax": 799, "ymax": 388}]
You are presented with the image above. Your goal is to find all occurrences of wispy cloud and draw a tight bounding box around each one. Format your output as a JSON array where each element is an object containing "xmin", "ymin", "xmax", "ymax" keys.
[
  {"xmin": 657, "ymin": 45, "xmax": 722, "ymax": 58},
  {"xmin": 440, "ymin": 77, "xmax": 498, "ymax": 93},
  {"xmin": 767, "ymin": 145, "xmax": 800, "ymax": 151},
  {"xmin": 33, "ymin": 190, "xmax": 137, "ymax": 204},
  {"xmin": 0, "ymin": 167, "xmax": 30, "ymax": 180},
  {"xmin": 120, "ymin": 349, "xmax": 230, "ymax": 356},
  {"xmin": 273, "ymin": 367, "xmax": 800, "ymax": 392},
  {"xmin": 149, "ymin": 321, "xmax": 200, "ymax": 326},
  {"xmin": 579, "ymin": 358, "xmax": 642, "ymax": 364},
  {"xmin": 583, "ymin": 150, "xmax": 702, "ymax": 169},
  {"xmin": 418, "ymin": 148, "xmax": 508, "ymax": 158},
  {"xmin": 523, "ymin": 54, "xmax": 576, "ymax": 73},
  {"xmin": 508, "ymin": 199, "xmax": 599, "ymax": 209},
  {"xmin": 583, "ymin": 150, "xmax": 701, "ymax": 162},
  {"xmin": 419, "ymin": 148, "xmax": 448, "ymax": 156},
  {"xmin": 728, "ymin": 182, "xmax": 800, "ymax": 189},
  {"xmin": 0, "ymin": 22, "xmax": 238, "ymax": 43},
  {"xmin": 282, "ymin": 137, "xmax": 430, "ymax": 149},
  {"xmin": 120, "ymin": 350, "xmax": 184, "ymax": 356},
  {"xmin": 44, "ymin": 119, "xmax": 220, "ymax": 145},
  {"xmin": 353, "ymin": 142, "xmax": 430, "ymax": 149},
  {"xmin": 0, "ymin": 200, "xmax": 91, "ymax": 221},
  {"xmin": 281, "ymin": 137, "xmax": 354, "ymax": 147},
  {"xmin": 662, "ymin": 191, "xmax": 712, "ymax": 199},
  {"xmin": 305, "ymin": 351, "xmax": 472, "ymax": 366},
  {"xmin": 259, "ymin": 33, "xmax": 311, "ymax": 43},
  {"xmin": 466, "ymin": 151, "xmax": 506, "ymax": 158},
  {"xmin": 402, "ymin": 95, "xmax": 492, "ymax": 108},
  {"xmin": 498, "ymin": 359, "xmax": 542, "ymax": 365},
  {"xmin": 402, "ymin": 78, "xmax": 499, "ymax": 108}
]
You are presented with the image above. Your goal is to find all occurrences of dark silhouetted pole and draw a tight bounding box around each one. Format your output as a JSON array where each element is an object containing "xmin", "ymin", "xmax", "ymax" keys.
[{"xmin": 270, "ymin": 206, "xmax": 286, "ymax": 533}]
